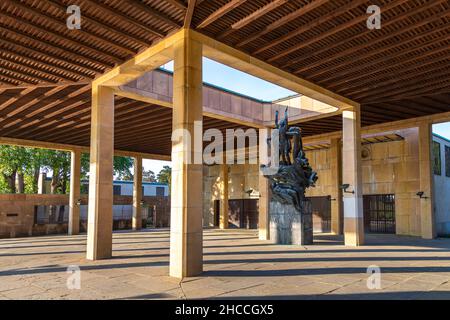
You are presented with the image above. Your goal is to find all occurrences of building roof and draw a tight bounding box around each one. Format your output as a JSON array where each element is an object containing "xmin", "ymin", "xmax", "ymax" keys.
[{"xmin": 0, "ymin": 1, "xmax": 448, "ymax": 156}]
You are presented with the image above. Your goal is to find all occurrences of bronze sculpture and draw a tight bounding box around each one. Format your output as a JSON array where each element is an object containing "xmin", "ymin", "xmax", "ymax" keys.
[{"xmin": 262, "ymin": 108, "xmax": 318, "ymax": 211}]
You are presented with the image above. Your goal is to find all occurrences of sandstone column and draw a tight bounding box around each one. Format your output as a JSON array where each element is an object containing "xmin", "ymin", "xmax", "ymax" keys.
[
  {"xmin": 86, "ymin": 85, "xmax": 114, "ymax": 260},
  {"xmin": 258, "ymin": 173, "xmax": 270, "ymax": 240},
  {"xmin": 169, "ymin": 33, "xmax": 203, "ymax": 278},
  {"xmin": 219, "ymin": 164, "xmax": 229, "ymax": 229},
  {"xmin": 132, "ymin": 155, "xmax": 143, "ymax": 230},
  {"xmin": 330, "ymin": 138, "xmax": 343, "ymax": 235},
  {"xmin": 418, "ymin": 122, "xmax": 436, "ymax": 239},
  {"xmin": 69, "ymin": 149, "xmax": 81, "ymax": 235},
  {"xmin": 342, "ymin": 106, "xmax": 364, "ymax": 246}
]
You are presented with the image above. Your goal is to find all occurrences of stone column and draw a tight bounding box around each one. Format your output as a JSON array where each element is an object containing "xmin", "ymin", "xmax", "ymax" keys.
[
  {"xmin": 219, "ymin": 164, "xmax": 229, "ymax": 229},
  {"xmin": 342, "ymin": 106, "xmax": 364, "ymax": 246},
  {"xmin": 169, "ymin": 34, "xmax": 203, "ymax": 278},
  {"xmin": 258, "ymin": 172, "xmax": 270, "ymax": 240},
  {"xmin": 418, "ymin": 122, "xmax": 436, "ymax": 239},
  {"xmin": 86, "ymin": 85, "xmax": 114, "ymax": 260},
  {"xmin": 69, "ymin": 149, "xmax": 81, "ymax": 235},
  {"xmin": 330, "ymin": 138, "xmax": 343, "ymax": 235},
  {"xmin": 132, "ymin": 155, "xmax": 143, "ymax": 230}
]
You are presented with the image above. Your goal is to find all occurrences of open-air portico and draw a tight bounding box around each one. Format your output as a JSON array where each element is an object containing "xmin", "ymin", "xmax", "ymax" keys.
[{"xmin": 0, "ymin": 0, "xmax": 449, "ymax": 299}]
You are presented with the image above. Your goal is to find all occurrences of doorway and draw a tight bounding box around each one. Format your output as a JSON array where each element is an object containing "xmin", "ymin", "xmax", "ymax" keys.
[{"xmin": 363, "ymin": 194, "xmax": 396, "ymax": 233}]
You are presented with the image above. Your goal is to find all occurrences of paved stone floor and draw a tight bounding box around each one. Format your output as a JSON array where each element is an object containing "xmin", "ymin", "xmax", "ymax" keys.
[{"xmin": 1, "ymin": 228, "xmax": 450, "ymax": 299}]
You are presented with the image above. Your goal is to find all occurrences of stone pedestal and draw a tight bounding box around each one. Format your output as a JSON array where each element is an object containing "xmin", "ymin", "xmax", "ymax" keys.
[{"xmin": 269, "ymin": 200, "xmax": 313, "ymax": 245}]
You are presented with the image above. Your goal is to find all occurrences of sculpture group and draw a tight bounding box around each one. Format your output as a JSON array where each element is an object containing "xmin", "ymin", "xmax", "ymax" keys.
[{"xmin": 262, "ymin": 108, "xmax": 318, "ymax": 211}]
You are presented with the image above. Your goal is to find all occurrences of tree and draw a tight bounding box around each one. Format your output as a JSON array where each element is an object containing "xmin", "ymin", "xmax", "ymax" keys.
[
  {"xmin": 80, "ymin": 153, "xmax": 134, "ymax": 181},
  {"xmin": 0, "ymin": 146, "xmax": 30, "ymax": 193},
  {"xmin": 157, "ymin": 166, "xmax": 172, "ymax": 190},
  {"xmin": 142, "ymin": 169, "xmax": 156, "ymax": 182}
]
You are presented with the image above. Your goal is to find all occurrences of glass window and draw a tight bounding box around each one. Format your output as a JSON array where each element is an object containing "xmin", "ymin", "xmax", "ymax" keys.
[
  {"xmin": 433, "ymin": 141, "xmax": 441, "ymax": 175},
  {"xmin": 113, "ymin": 185, "xmax": 121, "ymax": 195},
  {"xmin": 445, "ymin": 145, "xmax": 450, "ymax": 177}
]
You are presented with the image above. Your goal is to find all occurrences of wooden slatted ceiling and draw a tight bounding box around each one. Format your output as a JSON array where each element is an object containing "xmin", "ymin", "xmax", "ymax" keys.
[
  {"xmin": 0, "ymin": 0, "xmax": 449, "ymax": 155},
  {"xmin": 193, "ymin": 0, "xmax": 450, "ymax": 105}
]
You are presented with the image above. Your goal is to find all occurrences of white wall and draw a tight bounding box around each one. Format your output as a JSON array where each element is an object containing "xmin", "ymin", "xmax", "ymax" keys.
[{"xmin": 433, "ymin": 134, "xmax": 450, "ymax": 236}]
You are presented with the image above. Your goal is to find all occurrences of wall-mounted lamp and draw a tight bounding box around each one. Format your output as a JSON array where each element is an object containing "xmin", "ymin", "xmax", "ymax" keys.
[
  {"xmin": 140, "ymin": 200, "xmax": 145, "ymax": 206},
  {"xmin": 416, "ymin": 191, "xmax": 428, "ymax": 199},
  {"xmin": 340, "ymin": 184, "xmax": 354, "ymax": 194},
  {"xmin": 245, "ymin": 188, "xmax": 254, "ymax": 195},
  {"xmin": 76, "ymin": 199, "xmax": 82, "ymax": 206}
]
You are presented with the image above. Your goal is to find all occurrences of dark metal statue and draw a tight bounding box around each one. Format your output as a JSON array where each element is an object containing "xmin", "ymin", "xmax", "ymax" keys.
[{"xmin": 262, "ymin": 108, "xmax": 318, "ymax": 211}]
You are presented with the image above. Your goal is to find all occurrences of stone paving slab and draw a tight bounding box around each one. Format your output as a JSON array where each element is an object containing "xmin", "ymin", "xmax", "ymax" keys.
[{"xmin": 1, "ymin": 229, "xmax": 450, "ymax": 299}]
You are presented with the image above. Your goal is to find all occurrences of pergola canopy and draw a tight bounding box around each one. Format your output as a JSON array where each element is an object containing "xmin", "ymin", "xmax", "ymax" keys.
[{"xmin": 0, "ymin": 0, "xmax": 449, "ymax": 156}]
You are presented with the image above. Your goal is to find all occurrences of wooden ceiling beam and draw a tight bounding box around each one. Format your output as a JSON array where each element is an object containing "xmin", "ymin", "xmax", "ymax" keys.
[
  {"xmin": 124, "ymin": 0, "xmax": 181, "ymax": 29},
  {"xmin": 165, "ymin": 0, "xmax": 188, "ymax": 11},
  {"xmin": 236, "ymin": 0, "xmax": 329, "ymax": 48},
  {"xmin": 46, "ymin": 0, "xmax": 151, "ymax": 48},
  {"xmin": 0, "ymin": 59, "xmax": 65, "ymax": 83},
  {"xmin": 299, "ymin": 1, "xmax": 450, "ymax": 77},
  {"xmin": 84, "ymin": 0, "xmax": 166, "ymax": 38},
  {"xmin": 284, "ymin": 0, "xmax": 446, "ymax": 71},
  {"xmin": 362, "ymin": 80, "xmax": 450, "ymax": 104},
  {"xmin": 343, "ymin": 55, "xmax": 450, "ymax": 98},
  {"xmin": 0, "ymin": 86, "xmax": 92, "ymax": 136},
  {"xmin": 0, "ymin": 86, "xmax": 69, "ymax": 121},
  {"xmin": 0, "ymin": 80, "xmax": 91, "ymax": 90},
  {"xmin": 254, "ymin": 0, "xmax": 365, "ymax": 56},
  {"xmin": 184, "ymin": 0, "xmax": 197, "ymax": 28},
  {"xmin": 197, "ymin": 0, "xmax": 247, "ymax": 29},
  {"xmin": 1, "ymin": 12, "xmax": 123, "ymax": 65},
  {"xmin": 268, "ymin": 0, "xmax": 413, "ymax": 62},
  {"xmin": 0, "ymin": 87, "xmax": 36, "ymax": 112},
  {"xmin": 322, "ymin": 32, "xmax": 450, "ymax": 89},
  {"xmin": 7, "ymin": 0, "xmax": 137, "ymax": 57},
  {"xmin": 0, "ymin": 51, "xmax": 81, "ymax": 82},
  {"xmin": 0, "ymin": 25, "xmax": 111, "ymax": 70},
  {"xmin": 217, "ymin": 0, "xmax": 288, "ymax": 39},
  {"xmin": 0, "ymin": 69, "xmax": 38, "ymax": 85},
  {"xmin": 0, "ymin": 37, "xmax": 99, "ymax": 76}
]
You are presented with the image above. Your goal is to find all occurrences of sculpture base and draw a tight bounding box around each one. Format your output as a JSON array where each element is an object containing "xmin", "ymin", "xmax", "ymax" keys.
[{"xmin": 269, "ymin": 200, "xmax": 313, "ymax": 245}]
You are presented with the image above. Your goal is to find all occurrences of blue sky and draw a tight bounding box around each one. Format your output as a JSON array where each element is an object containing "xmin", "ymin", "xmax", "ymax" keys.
[{"xmin": 144, "ymin": 59, "xmax": 450, "ymax": 174}]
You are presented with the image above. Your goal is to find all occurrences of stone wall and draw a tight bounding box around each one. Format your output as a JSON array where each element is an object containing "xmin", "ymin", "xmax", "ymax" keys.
[
  {"xmin": 0, "ymin": 194, "xmax": 170, "ymax": 238},
  {"xmin": 304, "ymin": 128, "xmax": 422, "ymax": 236},
  {"xmin": 203, "ymin": 164, "xmax": 260, "ymax": 227}
]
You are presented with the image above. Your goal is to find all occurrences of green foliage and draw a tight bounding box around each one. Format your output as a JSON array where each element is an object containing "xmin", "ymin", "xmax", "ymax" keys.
[
  {"xmin": 0, "ymin": 146, "xmax": 135, "ymax": 194},
  {"xmin": 143, "ymin": 169, "xmax": 156, "ymax": 182},
  {"xmin": 157, "ymin": 165, "xmax": 172, "ymax": 190},
  {"xmin": 81, "ymin": 153, "xmax": 134, "ymax": 180}
]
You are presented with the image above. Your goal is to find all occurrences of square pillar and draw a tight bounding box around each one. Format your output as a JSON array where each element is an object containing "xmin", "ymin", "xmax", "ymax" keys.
[
  {"xmin": 86, "ymin": 85, "xmax": 114, "ymax": 260},
  {"xmin": 330, "ymin": 138, "xmax": 343, "ymax": 235},
  {"xmin": 418, "ymin": 122, "xmax": 436, "ymax": 239},
  {"xmin": 258, "ymin": 172, "xmax": 270, "ymax": 240},
  {"xmin": 342, "ymin": 106, "xmax": 364, "ymax": 246},
  {"xmin": 169, "ymin": 34, "xmax": 203, "ymax": 278},
  {"xmin": 132, "ymin": 155, "xmax": 143, "ymax": 230},
  {"xmin": 69, "ymin": 149, "xmax": 81, "ymax": 235},
  {"xmin": 219, "ymin": 164, "xmax": 229, "ymax": 229}
]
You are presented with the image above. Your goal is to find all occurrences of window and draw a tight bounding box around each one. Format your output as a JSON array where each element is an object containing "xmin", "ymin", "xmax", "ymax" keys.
[
  {"xmin": 433, "ymin": 141, "xmax": 441, "ymax": 175},
  {"xmin": 446, "ymin": 146, "xmax": 450, "ymax": 177},
  {"xmin": 156, "ymin": 187, "xmax": 165, "ymax": 196},
  {"xmin": 113, "ymin": 185, "xmax": 121, "ymax": 195}
]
